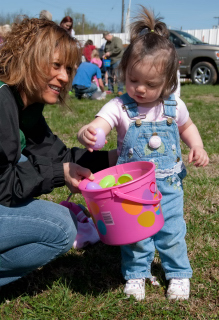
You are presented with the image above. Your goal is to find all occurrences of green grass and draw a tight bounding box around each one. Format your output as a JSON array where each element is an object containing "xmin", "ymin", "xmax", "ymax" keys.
[{"xmin": 0, "ymin": 84, "xmax": 218, "ymax": 319}]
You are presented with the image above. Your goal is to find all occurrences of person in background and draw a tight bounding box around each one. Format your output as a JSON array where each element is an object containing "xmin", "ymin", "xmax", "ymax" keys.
[
  {"xmin": 0, "ymin": 24, "xmax": 11, "ymax": 46},
  {"xmin": 83, "ymin": 39, "xmax": 96, "ymax": 62},
  {"xmin": 0, "ymin": 18, "xmax": 115, "ymax": 287},
  {"xmin": 60, "ymin": 16, "xmax": 75, "ymax": 37},
  {"xmin": 78, "ymin": 7, "xmax": 209, "ymax": 301},
  {"xmin": 102, "ymin": 31, "xmax": 124, "ymax": 95},
  {"xmin": 39, "ymin": 10, "xmax": 52, "ymax": 21},
  {"xmin": 99, "ymin": 42, "xmax": 108, "ymax": 87},
  {"xmin": 72, "ymin": 61, "xmax": 106, "ymax": 100},
  {"xmin": 91, "ymin": 49, "xmax": 102, "ymax": 69},
  {"xmin": 91, "ymin": 49, "xmax": 102, "ymax": 89}
]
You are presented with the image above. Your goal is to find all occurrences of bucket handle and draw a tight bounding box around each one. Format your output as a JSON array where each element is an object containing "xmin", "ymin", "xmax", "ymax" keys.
[{"xmin": 112, "ymin": 189, "xmax": 162, "ymax": 205}]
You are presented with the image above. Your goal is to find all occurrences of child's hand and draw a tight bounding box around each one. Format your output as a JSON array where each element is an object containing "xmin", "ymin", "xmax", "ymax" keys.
[
  {"xmin": 78, "ymin": 125, "xmax": 96, "ymax": 152},
  {"xmin": 188, "ymin": 146, "xmax": 209, "ymax": 167},
  {"xmin": 78, "ymin": 125, "xmax": 107, "ymax": 152}
]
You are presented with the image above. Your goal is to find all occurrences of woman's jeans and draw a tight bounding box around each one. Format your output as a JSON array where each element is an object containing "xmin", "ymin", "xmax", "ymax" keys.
[
  {"xmin": 0, "ymin": 199, "xmax": 77, "ymax": 286},
  {"xmin": 121, "ymin": 174, "xmax": 193, "ymax": 281}
]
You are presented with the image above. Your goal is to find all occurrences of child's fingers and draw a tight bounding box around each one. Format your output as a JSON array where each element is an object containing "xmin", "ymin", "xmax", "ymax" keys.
[
  {"xmin": 87, "ymin": 125, "xmax": 97, "ymax": 135},
  {"xmin": 189, "ymin": 148, "xmax": 209, "ymax": 167},
  {"xmin": 82, "ymin": 130, "xmax": 97, "ymax": 146},
  {"xmin": 87, "ymin": 146, "xmax": 94, "ymax": 152},
  {"xmin": 193, "ymin": 154, "xmax": 209, "ymax": 167},
  {"xmin": 203, "ymin": 155, "xmax": 209, "ymax": 167},
  {"xmin": 188, "ymin": 149, "xmax": 194, "ymax": 163},
  {"xmin": 196, "ymin": 155, "xmax": 209, "ymax": 167},
  {"xmin": 193, "ymin": 158, "xmax": 202, "ymax": 167}
]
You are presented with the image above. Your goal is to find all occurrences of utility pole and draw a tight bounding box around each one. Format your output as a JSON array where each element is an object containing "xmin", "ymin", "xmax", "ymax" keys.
[
  {"xmin": 82, "ymin": 14, "xmax": 85, "ymax": 34},
  {"xmin": 125, "ymin": 0, "xmax": 131, "ymax": 34},
  {"xmin": 121, "ymin": 0, "xmax": 125, "ymax": 33},
  {"xmin": 214, "ymin": 17, "xmax": 219, "ymax": 26}
]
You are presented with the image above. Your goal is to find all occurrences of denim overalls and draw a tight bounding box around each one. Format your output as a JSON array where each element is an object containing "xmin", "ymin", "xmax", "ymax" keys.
[{"xmin": 117, "ymin": 93, "xmax": 192, "ymax": 281}]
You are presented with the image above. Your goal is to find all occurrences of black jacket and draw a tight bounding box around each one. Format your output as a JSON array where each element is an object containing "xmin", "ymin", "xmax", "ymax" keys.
[{"xmin": 0, "ymin": 83, "xmax": 108, "ymax": 207}]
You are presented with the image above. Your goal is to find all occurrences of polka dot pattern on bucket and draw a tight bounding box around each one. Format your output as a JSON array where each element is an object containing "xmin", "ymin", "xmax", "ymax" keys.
[
  {"xmin": 137, "ymin": 210, "xmax": 155, "ymax": 227},
  {"xmin": 87, "ymin": 179, "xmax": 161, "ymax": 237},
  {"xmin": 97, "ymin": 220, "xmax": 107, "ymax": 235},
  {"xmin": 121, "ymin": 200, "xmax": 143, "ymax": 215},
  {"xmin": 89, "ymin": 201, "xmax": 99, "ymax": 215}
]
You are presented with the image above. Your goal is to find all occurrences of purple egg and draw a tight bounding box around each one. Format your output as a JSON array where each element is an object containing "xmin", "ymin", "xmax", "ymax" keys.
[
  {"xmin": 86, "ymin": 182, "xmax": 102, "ymax": 190},
  {"xmin": 89, "ymin": 128, "xmax": 105, "ymax": 150}
]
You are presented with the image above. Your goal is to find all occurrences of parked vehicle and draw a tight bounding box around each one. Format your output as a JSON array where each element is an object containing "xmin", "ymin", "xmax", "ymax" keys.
[{"xmin": 169, "ymin": 30, "xmax": 219, "ymax": 85}]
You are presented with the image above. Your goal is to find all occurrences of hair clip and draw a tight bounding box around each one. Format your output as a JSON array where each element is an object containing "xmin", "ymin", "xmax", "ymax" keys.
[
  {"xmin": 139, "ymin": 28, "xmax": 149, "ymax": 36},
  {"xmin": 139, "ymin": 28, "xmax": 154, "ymax": 36}
]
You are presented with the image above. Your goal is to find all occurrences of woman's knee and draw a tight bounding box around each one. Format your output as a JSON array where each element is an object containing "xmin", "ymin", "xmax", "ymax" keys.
[
  {"xmin": 40, "ymin": 200, "xmax": 77, "ymax": 252},
  {"xmin": 19, "ymin": 199, "xmax": 77, "ymax": 254}
]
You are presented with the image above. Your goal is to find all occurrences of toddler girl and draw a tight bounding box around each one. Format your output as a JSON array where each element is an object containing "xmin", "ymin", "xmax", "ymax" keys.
[{"xmin": 77, "ymin": 7, "xmax": 209, "ymax": 301}]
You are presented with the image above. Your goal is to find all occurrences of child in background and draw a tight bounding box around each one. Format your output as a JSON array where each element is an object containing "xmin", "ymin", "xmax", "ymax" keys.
[
  {"xmin": 91, "ymin": 49, "xmax": 102, "ymax": 68},
  {"xmin": 91, "ymin": 49, "xmax": 102, "ymax": 88},
  {"xmin": 77, "ymin": 6, "xmax": 209, "ymax": 301},
  {"xmin": 83, "ymin": 39, "xmax": 96, "ymax": 62}
]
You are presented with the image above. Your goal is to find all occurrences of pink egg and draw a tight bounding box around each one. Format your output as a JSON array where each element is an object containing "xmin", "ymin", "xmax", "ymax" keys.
[
  {"xmin": 89, "ymin": 128, "xmax": 105, "ymax": 150},
  {"xmin": 86, "ymin": 182, "xmax": 102, "ymax": 190}
]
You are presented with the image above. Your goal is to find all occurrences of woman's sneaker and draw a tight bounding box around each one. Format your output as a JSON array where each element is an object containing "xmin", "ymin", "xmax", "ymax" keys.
[
  {"xmin": 124, "ymin": 278, "xmax": 145, "ymax": 301},
  {"xmin": 166, "ymin": 278, "xmax": 190, "ymax": 300}
]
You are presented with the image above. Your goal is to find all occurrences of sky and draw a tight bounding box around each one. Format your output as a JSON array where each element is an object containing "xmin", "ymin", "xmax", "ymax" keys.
[{"xmin": 1, "ymin": 0, "xmax": 219, "ymax": 31}]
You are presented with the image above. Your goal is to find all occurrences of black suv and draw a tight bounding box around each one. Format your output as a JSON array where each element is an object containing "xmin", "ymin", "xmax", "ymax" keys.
[{"xmin": 169, "ymin": 30, "xmax": 219, "ymax": 85}]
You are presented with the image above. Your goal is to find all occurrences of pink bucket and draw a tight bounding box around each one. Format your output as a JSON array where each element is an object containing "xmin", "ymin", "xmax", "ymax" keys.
[{"xmin": 79, "ymin": 161, "xmax": 164, "ymax": 246}]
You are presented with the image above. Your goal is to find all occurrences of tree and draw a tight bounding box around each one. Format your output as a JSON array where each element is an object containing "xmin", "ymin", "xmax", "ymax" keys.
[
  {"xmin": 62, "ymin": 7, "xmax": 120, "ymax": 35},
  {"xmin": 0, "ymin": 11, "xmax": 28, "ymax": 25},
  {"xmin": 0, "ymin": 8, "xmax": 120, "ymax": 34}
]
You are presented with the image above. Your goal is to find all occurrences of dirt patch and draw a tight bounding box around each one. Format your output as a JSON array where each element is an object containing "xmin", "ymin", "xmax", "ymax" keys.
[
  {"xmin": 189, "ymin": 94, "xmax": 219, "ymax": 103},
  {"xmin": 182, "ymin": 154, "xmax": 219, "ymax": 179},
  {"xmin": 204, "ymin": 154, "xmax": 219, "ymax": 183}
]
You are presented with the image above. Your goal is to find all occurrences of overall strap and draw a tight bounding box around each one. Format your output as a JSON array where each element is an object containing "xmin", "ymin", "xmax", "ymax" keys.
[
  {"xmin": 163, "ymin": 94, "xmax": 177, "ymax": 118},
  {"xmin": 120, "ymin": 93, "xmax": 139, "ymax": 118}
]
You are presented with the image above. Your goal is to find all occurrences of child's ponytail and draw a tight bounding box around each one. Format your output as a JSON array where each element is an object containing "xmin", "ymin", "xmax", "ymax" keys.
[
  {"xmin": 130, "ymin": 6, "xmax": 169, "ymax": 42},
  {"xmin": 119, "ymin": 6, "xmax": 179, "ymax": 99}
]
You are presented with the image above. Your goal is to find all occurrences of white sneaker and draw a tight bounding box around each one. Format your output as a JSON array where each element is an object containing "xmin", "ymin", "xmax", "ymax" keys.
[
  {"xmin": 167, "ymin": 278, "xmax": 190, "ymax": 300},
  {"xmin": 124, "ymin": 278, "xmax": 145, "ymax": 301},
  {"xmin": 82, "ymin": 93, "xmax": 89, "ymax": 99}
]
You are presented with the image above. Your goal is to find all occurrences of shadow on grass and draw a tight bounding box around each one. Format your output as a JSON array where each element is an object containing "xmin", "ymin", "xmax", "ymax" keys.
[{"xmin": 0, "ymin": 242, "xmax": 165, "ymax": 303}]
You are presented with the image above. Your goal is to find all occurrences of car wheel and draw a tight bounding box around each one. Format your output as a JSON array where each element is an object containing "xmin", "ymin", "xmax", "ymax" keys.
[{"xmin": 191, "ymin": 62, "xmax": 217, "ymax": 85}]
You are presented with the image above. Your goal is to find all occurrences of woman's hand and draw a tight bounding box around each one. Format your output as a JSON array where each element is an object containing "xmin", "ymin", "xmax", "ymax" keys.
[
  {"xmin": 63, "ymin": 163, "xmax": 94, "ymax": 193},
  {"xmin": 188, "ymin": 146, "xmax": 209, "ymax": 167}
]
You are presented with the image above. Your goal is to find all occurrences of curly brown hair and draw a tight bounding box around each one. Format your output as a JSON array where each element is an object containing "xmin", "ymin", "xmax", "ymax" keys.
[
  {"xmin": 0, "ymin": 18, "xmax": 81, "ymax": 104},
  {"xmin": 119, "ymin": 6, "xmax": 179, "ymax": 99}
]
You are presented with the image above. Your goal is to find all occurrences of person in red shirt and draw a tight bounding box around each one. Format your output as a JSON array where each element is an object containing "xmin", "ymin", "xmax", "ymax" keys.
[{"xmin": 83, "ymin": 40, "xmax": 96, "ymax": 62}]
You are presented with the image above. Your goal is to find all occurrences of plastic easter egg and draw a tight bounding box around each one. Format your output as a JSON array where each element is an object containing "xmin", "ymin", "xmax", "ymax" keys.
[
  {"xmin": 89, "ymin": 128, "xmax": 106, "ymax": 150},
  {"xmin": 86, "ymin": 182, "xmax": 102, "ymax": 190},
  {"xmin": 99, "ymin": 175, "xmax": 115, "ymax": 188},
  {"xmin": 117, "ymin": 173, "xmax": 133, "ymax": 185}
]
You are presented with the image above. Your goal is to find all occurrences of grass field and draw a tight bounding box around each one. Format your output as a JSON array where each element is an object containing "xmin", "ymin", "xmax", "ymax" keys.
[{"xmin": 0, "ymin": 84, "xmax": 218, "ymax": 319}]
